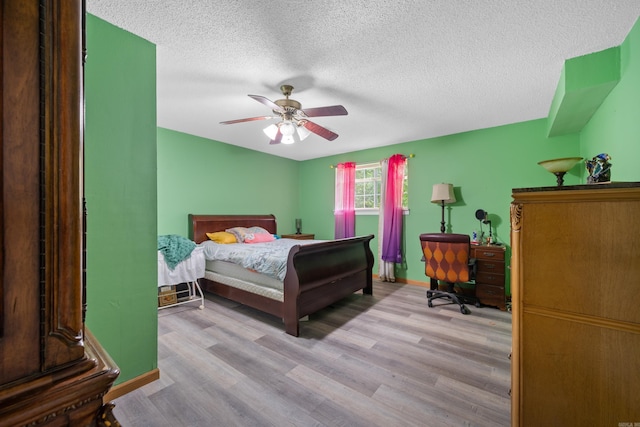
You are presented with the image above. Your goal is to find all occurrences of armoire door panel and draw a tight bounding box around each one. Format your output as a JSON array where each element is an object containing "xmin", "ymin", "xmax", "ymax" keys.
[
  {"xmin": 520, "ymin": 313, "xmax": 640, "ymax": 426},
  {"xmin": 521, "ymin": 201, "xmax": 640, "ymax": 325},
  {"xmin": 0, "ymin": 0, "xmax": 86, "ymax": 376},
  {"xmin": 0, "ymin": 0, "xmax": 43, "ymax": 384}
]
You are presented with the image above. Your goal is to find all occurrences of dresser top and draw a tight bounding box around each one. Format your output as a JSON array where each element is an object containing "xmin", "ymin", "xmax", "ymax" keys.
[{"xmin": 513, "ymin": 181, "xmax": 640, "ymax": 193}]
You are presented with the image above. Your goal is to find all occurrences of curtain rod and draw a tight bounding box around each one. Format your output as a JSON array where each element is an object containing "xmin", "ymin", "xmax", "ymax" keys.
[{"xmin": 329, "ymin": 153, "xmax": 415, "ymax": 168}]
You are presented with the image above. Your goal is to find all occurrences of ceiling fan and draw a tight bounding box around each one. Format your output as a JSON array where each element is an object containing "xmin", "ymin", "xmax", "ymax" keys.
[{"xmin": 220, "ymin": 84, "xmax": 348, "ymax": 145}]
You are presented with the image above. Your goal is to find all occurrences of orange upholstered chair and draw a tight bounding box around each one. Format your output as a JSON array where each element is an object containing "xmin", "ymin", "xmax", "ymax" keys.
[{"xmin": 419, "ymin": 233, "xmax": 476, "ymax": 314}]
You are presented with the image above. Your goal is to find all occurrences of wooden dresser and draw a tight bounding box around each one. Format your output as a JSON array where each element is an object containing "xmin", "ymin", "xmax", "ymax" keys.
[
  {"xmin": 0, "ymin": 1, "xmax": 119, "ymax": 425},
  {"xmin": 510, "ymin": 183, "xmax": 640, "ymax": 426},
  {"xmin": 470, "ymin": 244, "xmax": 506, "ymax": 310}
]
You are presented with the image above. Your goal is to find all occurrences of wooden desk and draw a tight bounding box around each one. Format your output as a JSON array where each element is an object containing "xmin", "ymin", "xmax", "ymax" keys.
[
  {"xmin": 281, "ymin": 233, "xmax": 315, "ymax": 240},
  {"xmin": 471, "ymin": 244, "xmax": 506, "ymax": 310}
]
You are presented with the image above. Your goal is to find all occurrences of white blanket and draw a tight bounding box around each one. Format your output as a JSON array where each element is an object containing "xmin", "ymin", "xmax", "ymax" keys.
[{"xmin": 158, "ymin": 245, "xmax": 205, "ymax": 286}]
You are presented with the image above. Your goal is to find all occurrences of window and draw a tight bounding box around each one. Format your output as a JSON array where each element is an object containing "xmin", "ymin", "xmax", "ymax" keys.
[
  {"xmin": 355, "ymin": 163, "xmax": 381, "ymax": 209},
  {"xmin": 351, "ymin": 161, "xmax": 408, "ymax": 212}
]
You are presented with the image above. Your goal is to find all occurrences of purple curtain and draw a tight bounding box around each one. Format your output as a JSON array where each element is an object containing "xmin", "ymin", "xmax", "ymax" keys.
[
  {"xmin": 381, "ymin": 154, "xmax": 406, "ymax": 263},
  {"xmin": 334, "ymin": 162, "xmax": 356, "ymax": 239}
]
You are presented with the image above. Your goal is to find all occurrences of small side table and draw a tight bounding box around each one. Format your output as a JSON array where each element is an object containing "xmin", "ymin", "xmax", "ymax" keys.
[{"xmin": 281, "ymin": 233, "xmax": 315, "ymax": 240}]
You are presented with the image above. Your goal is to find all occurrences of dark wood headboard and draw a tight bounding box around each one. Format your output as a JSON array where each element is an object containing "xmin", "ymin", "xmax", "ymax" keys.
[{"xmin": 188, "ymin": 214, "xmax": 278, "ymax": 244}]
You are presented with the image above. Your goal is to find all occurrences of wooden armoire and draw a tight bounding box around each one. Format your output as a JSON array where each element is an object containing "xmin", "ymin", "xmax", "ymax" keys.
[
  {"xmin": 510, "ymin": 183, "xmax": 640, "ymax": 426},
  {"xmin": 1, "ymin": 1, "xmax": 119, "ymax": 425}
]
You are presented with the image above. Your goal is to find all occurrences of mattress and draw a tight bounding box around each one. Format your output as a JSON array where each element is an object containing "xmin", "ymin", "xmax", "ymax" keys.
[
  {"xmin": 158, "ymin": 245, "xmax": 205, "ymax": 286},
  {"xmin": 204, "ymin": 260, "xmax": 284, "ymax": 301}
]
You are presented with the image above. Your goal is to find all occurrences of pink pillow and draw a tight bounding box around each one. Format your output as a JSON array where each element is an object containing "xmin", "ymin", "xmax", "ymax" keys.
[{"xmin": 244, "ymin": 233, "xmax": 275, "ymax": 244}]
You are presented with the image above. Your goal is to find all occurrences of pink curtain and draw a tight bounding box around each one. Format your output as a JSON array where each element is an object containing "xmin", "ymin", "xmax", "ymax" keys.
[
  {"xmin": 381, "ymin": 154, "xmax": 406, "ymax": 263},
  {"xmin": 334, "ymin": 162, "xmax": 356, "ymax": 239}
]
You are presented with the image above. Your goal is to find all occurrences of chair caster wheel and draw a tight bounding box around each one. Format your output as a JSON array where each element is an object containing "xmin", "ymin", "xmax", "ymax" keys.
[
  {"xmin": 460, "ymin": 305, "xmax": 471, "ymax": 315},
  {"xmin": 428, "ymin": 301, "xmax": 434, "ymax": 308}
]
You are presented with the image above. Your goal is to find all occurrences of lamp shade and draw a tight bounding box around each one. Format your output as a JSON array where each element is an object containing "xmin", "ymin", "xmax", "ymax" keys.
[
  {"xmin": 431, "ymin": 183, "xmax": 456, "ymax": 204},
  {"xmin": 280, "ymin": 120, "xmax": 296, "ymax": 136},
  {"xmin": 296, "ymin": 123, "xmax": 311, "ymax": 140},
  {"xmin": 263, "ymin": 124, "xmax": 278, "ymax": 140}
]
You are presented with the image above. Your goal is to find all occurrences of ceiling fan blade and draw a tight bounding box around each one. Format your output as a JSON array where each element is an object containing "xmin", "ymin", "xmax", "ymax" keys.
[
  {"xmin": 302, "ymin": 105, "xmax": 348, "ymax": 117},
  {"xmin": 220, "ymin": 115, "xmax": 273, "ymax": 125},
  {"xmin": 249, "ymin": 94, "xmax": 284, "ymax": 112},
  {"xmin": 269, "ymin": 128, "xmax": 283, "ymax": 145},
  {"xmin": 303, "ymin": 120, "xmax": 339, "ymax": 141}
]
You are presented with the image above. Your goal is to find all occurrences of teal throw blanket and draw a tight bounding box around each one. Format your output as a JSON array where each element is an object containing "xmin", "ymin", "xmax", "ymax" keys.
[{"xmin": 158, "ymin": 234, "xmax": 196, "ymax": 270}]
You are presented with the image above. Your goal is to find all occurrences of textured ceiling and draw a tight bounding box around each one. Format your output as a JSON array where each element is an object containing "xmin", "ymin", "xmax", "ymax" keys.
[{"xmin": 86, "ymin": 1, "xmax": 640, "ymax": 161}]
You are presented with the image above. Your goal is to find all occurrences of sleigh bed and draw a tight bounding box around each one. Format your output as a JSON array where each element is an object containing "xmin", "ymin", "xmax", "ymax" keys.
[{"xmin": 188, "ymin": 214, "xmax": 374, "ymax": 336}]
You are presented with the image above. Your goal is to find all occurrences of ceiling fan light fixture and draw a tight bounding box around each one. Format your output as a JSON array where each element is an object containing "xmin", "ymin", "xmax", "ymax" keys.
[
  {"xmin": 223, "ymin": 85, "xmax": 347, "ymax": 145},
  {"xmin": 280, "ymin": 120, "xmax": 296, "ymax": 136},
  {"xmin": 281, "ymin": 135, "xmax": 295, "ymax": 145},
  {"xmin": 263, "ymin": 124, "xmax": 279, "ymax": 140},
  {"xmin": 296, "ymin": 124, "xmax": 311, "ymax": 141}
]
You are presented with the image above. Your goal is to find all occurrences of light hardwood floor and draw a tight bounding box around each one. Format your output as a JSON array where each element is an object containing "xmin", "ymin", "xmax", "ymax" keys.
[{"xmin": 112, "ymin": 281, "xmax": 512, "ymax": 426}]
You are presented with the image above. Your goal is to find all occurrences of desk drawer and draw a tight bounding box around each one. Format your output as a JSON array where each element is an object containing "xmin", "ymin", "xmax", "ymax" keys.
[
  {"xmin": 476, "ymin": 259, "xmax": 503, "ymax": 272},
  {"xmin": 473, "ymin": 247, "xmax": 505, "ymax": 261},
  {"xmin": 476, "ymin": 284, "xmax": 505, "ymax": 309},
  {"xmin": 475, "ymin": 271, "xmax": 504, "ymax": 286}
]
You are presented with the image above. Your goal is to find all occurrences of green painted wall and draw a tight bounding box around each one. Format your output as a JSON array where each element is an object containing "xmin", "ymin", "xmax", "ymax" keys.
[
  {"xmin": 156, "ymin": 128, "xmax": 300, "ymax": 237},
  {"xmin": 299, "ymin": 119, "xmax": 581, "ymax": 290},
  {"xmin": 580, "ymin": 17, "xmax": 640, "ymax": 181},
  {"xmin": 84, "ymin": 15, "xmax": 158, "ymax": 385}
]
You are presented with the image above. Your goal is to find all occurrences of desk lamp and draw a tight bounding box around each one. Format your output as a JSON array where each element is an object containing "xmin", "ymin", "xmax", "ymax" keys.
[
  {"xmin": 431, "ymin": 183, "xmax": 456, "ymax": 233},
  {"xmin": 475, "ymin": 209, "xmax": 492, "ymax": 244}
]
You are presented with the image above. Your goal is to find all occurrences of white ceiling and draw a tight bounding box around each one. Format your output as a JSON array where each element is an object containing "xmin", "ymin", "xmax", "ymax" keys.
[{"xmin": 86, "ymin": 1, "xmax": 640, "ymax": 161}]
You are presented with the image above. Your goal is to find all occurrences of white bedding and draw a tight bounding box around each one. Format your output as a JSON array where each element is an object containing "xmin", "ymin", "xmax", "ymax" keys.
[
  {"xmin": 199, "ymin": 238, "xmax": 321, "ymax": 281},
  {"xmin": 158, "ymin": 246, "xmax": 205, "ymax": 286}
]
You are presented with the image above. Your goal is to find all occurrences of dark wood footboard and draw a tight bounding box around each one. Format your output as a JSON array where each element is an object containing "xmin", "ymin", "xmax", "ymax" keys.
[
  {"xmin": 283, "ymin": 235, "xmax": 374, "ymax": 336},
  {"xmin": 189, "ymin": 214, "xmax": 374, "ymax": 336}
]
